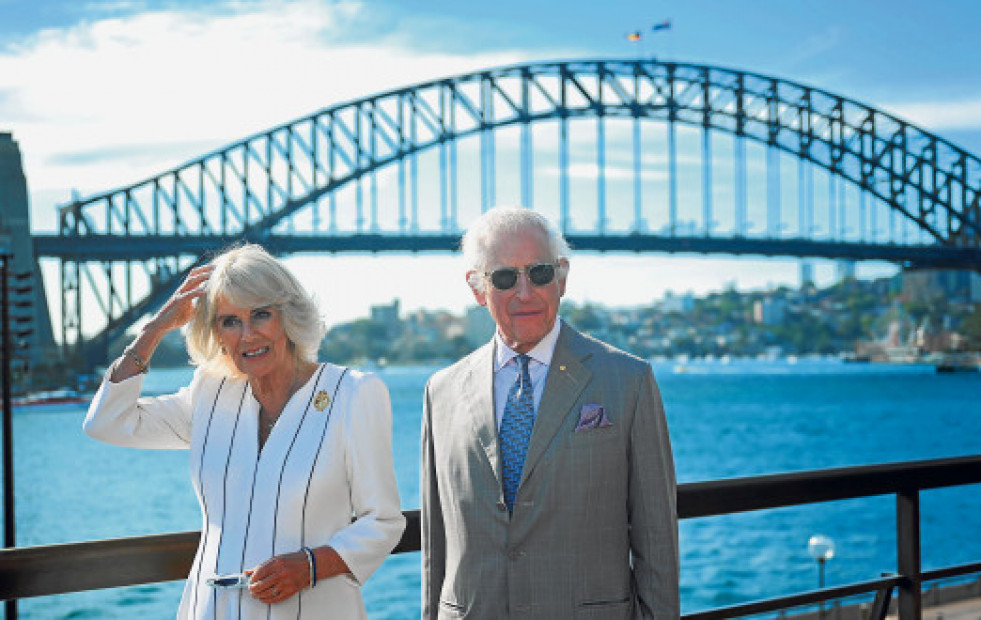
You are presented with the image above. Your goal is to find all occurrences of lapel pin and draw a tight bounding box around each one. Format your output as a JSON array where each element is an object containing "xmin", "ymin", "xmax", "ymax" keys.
[
  {"xmin": 559, "ymin": 365, "xmax": 567, "ymax": 371},
  {"xmin": 313, "ymin": 390, "xmax": 331, "ymax": 411}
]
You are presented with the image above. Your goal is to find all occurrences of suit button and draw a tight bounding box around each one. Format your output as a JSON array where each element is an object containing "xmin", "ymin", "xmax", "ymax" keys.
[{"xmin": 508, "ymin": 550, "xmax": 524, "ymax": 560}]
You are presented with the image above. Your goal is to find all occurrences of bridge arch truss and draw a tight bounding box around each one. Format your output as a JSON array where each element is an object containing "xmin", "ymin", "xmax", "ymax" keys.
[{"xmin": 44, "ymin": 58, "xmax": 981, "ymax": 363}]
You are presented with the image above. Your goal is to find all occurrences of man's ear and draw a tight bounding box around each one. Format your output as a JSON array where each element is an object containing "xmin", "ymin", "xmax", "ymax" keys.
[
  {"xmin": 466, "ymin": 271, "xmax": 488, "ymax": 307},
  {"xmin": 556, "ymin": 259, "xmax": 569, "ymax": 297}
]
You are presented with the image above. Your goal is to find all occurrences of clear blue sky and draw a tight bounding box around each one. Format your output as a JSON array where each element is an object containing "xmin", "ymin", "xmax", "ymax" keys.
[{"xmin": 3, "ymin": 0, "xmax": 980, "ymax": 326}]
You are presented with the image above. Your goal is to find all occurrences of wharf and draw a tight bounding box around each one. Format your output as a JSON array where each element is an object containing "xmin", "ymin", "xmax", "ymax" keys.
[
  {"xmin": 785, "ymin": 577, "xmax": 981, "ymax": 619},
  {"xmin": 901, "ymin": 595, "xmax": 981, "ymax": 619},
  {"xmin": 904, "ymin": 580, "xmax": 981, "ymax": 619},
  {"xmin": 786, "ymin": 597, "xmax": 981, "ymax": 620}
]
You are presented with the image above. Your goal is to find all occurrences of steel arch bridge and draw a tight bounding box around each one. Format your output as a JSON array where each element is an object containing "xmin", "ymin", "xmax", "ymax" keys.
[{"xmin": 34, "ymin": 58, "xmax": 981, "ymax": 364}]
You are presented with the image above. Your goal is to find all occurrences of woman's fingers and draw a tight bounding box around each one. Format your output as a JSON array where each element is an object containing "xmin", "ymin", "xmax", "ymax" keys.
[
  {"xmin": 246, "ymin": 552, "xmax": 310, "ymax": 603},
  {"xmin": 178, "ymin": 265, "xmax": 214, "ymax": 294},
  {"xmin": 249, "ymin": 573, "xmax": 290, "ymax": 603},
  {"xmin": 148, "ymin": 265, "xmax": 214, "ymax": 332}
]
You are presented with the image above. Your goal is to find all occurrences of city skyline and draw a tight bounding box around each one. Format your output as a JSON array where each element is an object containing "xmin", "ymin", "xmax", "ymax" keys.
[{"xmin": 3, "ymin": 0, "xmax": 980, "ymax": 327}]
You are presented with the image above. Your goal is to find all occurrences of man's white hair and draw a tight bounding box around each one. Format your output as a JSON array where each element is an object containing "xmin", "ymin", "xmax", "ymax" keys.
[{"xmin": 461, "ymin": 206, "xmax": 571, "ymax": 292}]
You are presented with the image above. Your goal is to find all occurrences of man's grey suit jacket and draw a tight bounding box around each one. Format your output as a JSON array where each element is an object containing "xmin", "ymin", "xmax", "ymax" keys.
[{"xmin": 421, "ymin": 323, "xmax": 679, "ymax": 619}]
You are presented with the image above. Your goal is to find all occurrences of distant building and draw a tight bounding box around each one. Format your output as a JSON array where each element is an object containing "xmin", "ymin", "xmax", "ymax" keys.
[
  {"xmin": 370, "ymin": 299, "xmax": 402, "ymax": 338},
  {"xmin": 661, "ymin": 291, "xmax": 694, "ymax": 314},
  {"xmin": 886, "ymin": 317, "xmax": 907, "ymax": 347},
  {"xmin": 836, "ymin": 260, "xmax": 856, "ymax": 281},
  {"xmin": 799, "ymin": 260, "xmax": 814, "ymax": 287},
  {"xmin": 753, "ymin": 297, "xmax": 787, "ymax": 325},
  {"xmin": 902, "ymin": 269, "xmax": 981, "ymax": 304}
]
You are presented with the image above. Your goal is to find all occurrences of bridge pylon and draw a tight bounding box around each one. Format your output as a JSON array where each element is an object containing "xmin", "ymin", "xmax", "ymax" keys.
[{"xmin": 0, "ymin": 133, "xmax": 58, "ymax": 388}]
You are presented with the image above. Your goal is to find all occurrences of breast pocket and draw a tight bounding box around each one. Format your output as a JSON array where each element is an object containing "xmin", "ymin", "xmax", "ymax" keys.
[
  {"xmin": 564, "ymin": 422, "xmax": 627, "ymax": 501},
  {"xmin": 570, "ymin": 423, "xmax": 621, "ymax": 449},
  {"xmin": 568, "ymin": 425, "xmax": 623, "ymax": 461}
]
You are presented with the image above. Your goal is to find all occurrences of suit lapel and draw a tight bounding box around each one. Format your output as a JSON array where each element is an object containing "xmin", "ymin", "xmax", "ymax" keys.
[
  {"xmin": 521, "ymin": 325, "xmax": 592, "ymax": 486},
  {"xmin": 461, "ymin": 342, "xmax": 502, "ymax": 483}
]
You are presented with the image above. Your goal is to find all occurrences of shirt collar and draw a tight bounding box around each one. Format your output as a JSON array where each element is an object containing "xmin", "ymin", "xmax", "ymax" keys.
[{"xmin": 493, "ymin": 318, "xmax": 563, "ymax": 372}]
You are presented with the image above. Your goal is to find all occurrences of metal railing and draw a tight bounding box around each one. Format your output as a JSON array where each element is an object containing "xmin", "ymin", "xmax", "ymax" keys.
[{"xmin": 2, "ymin": 455, "xmax": 980, "ymax": 618}]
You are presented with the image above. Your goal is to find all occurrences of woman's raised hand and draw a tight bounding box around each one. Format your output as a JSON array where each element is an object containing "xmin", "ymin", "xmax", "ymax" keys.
[
  {"xmin": 147, "ymin": 265, "xmax": 214, "ymax": 335},
  {"xmin": 108, "ymin": 264, "xmax": 213, "ymax": 382}
]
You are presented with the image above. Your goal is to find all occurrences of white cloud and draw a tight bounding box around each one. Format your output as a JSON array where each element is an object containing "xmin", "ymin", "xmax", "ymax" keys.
[
  {"xmin": 886, "ymin": 98, "xmax": 981, "ymax": 132},
  {"xmin": 0, "ymin": 0, "xmax": 530, "ymax": 214}
]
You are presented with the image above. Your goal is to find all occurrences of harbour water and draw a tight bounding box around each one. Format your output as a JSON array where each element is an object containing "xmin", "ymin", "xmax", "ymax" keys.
[{"xmin": 5, "ymin": 358, "xmax": 981, "ymax": 618}]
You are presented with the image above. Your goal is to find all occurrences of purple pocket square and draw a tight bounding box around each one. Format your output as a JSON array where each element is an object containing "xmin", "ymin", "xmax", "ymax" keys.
[{"xmin": 575, "ymin": 404, "xmax": 612, "ymax": 431}]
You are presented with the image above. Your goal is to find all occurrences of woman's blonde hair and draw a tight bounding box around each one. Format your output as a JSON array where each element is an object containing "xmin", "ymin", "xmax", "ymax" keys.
[{"xmin": 185, "ymin": 243, "xmax": 325, "ymax": 377}]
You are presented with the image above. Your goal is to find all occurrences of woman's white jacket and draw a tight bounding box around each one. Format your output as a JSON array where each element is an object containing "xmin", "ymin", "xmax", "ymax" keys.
[{"xmin": 84, "ymin": 363, "xmax": 405, "ymax": 619}]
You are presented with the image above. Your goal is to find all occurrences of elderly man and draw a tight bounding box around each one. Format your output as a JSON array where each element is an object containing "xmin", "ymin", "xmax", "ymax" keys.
[{"xmin": 421, "ymin": 206, "xmax": 679, "ymax": 619}]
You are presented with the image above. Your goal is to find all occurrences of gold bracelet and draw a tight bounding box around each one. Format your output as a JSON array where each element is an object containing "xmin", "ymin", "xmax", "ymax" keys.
[{"xmin": 124, "ymin": 348, "xmax": 150, "ymax": 374}]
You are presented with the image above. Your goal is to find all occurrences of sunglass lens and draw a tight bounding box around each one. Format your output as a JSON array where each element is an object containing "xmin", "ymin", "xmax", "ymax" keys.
[
  {"xmin": 529, "ymin": 263, "xmax": 556, "ymax": 286},
  {"xmin": 491, "ymin": 268, "xmax": 519, "ymax": 290}
]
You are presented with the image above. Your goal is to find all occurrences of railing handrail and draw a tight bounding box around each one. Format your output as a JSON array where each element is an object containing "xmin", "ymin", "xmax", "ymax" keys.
[
  {"xmin": 3, "ymin": 454, "xmax": 981, "ymax": 616},
  {"xmin": 678, "ymin": 453, "xmax": 981, "ymax": 517}
]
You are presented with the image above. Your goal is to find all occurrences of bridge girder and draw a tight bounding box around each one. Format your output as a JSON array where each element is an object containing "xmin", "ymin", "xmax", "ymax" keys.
[{"xmin": 35, "ymin": 232, "xmax": 981, "ymax": 267}]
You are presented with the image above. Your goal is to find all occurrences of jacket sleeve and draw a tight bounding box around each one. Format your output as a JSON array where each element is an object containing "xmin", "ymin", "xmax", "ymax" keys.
[
  {"xmin": 420, "ymin": 378, "xmax": 445, "ymax": 619},
  {"xmin": 628, "ymin": 367, "xmax": 680, "ymax": 619},
  {"xmin": 82, "ymin": 370, "xmax": 195, "ymax": 449},
  {"xmin": 326, "ymin": 372, "xmax": 406, "ymax": 585}
]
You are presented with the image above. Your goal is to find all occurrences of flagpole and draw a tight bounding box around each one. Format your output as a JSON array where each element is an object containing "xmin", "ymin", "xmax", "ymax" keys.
[
  {"xmin": 625, "ymin": 20, "xmax": 671, "ymax": 61},
  {"xmin": 649, "ymin": 19, "xmax": 672, "ymax": 61},
  {"xmin": 626, "ymin": 31, "xmax": 644, "ymax": 60}
]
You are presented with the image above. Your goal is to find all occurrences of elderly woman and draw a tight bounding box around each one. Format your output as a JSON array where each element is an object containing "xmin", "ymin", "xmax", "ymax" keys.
[{"xmin": 84, "ymin": 243, "xmax": 405, "ymax": 619}]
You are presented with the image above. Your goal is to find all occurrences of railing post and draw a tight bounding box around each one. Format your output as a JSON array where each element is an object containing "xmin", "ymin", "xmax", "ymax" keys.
[{"xmin": 896, "ymin": 488, "xmax": 921, "ymax": 619}]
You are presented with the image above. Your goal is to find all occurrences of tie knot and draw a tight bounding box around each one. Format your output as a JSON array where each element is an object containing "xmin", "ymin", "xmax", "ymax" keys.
[{"xmin": 515, "ymin": 354, "xmax": 531, "ymax": 371}]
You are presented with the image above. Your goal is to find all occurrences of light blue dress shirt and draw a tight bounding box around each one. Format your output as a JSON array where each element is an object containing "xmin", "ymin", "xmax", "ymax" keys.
[{"xmin": 492, "ymin": 320, "xmax": 562, "ymax": 430}]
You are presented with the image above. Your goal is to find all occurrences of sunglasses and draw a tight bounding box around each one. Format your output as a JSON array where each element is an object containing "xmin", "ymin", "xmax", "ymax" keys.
[{"xmin": 483, "ymin": 262, "xmax": 559, "ymax": 291}]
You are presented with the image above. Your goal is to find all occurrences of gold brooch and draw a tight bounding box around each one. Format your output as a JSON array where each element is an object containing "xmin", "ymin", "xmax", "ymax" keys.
[{"xmin": 313, "ymin": 390, "xmax": 331, "ymax": 411}]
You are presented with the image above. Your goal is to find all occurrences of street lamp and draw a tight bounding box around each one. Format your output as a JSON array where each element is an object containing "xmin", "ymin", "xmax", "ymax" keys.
[
  {"xmin": 808, "ymin": 534, "xmax": 835, "ymax": 588},
  {"xmin": 808, "ymin": 534, "xmax": 835, "ymax": 618}
]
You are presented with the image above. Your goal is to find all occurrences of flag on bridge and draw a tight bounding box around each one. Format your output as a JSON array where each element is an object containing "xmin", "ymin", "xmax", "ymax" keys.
[
  {"xmin": 652, "ymin": 20, "xmax": 671, "ymax": 31},
  {"xmin": 627, "ymin": 31, "xmax": 642, "ymax": 42}
]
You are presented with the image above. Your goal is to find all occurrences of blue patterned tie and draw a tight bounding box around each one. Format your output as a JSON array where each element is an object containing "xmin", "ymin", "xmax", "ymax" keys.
[{"xmin": 500, "ymin": 354, "xmax": 535, "ymax": 514}]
